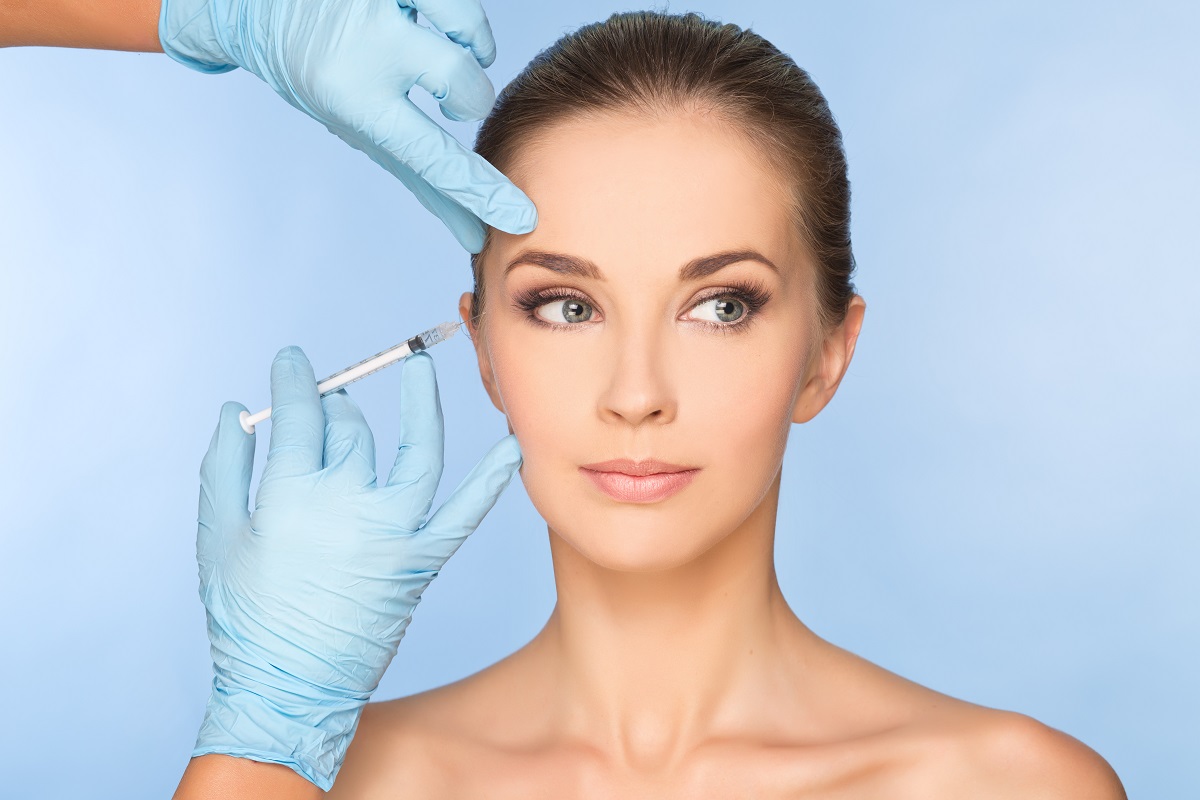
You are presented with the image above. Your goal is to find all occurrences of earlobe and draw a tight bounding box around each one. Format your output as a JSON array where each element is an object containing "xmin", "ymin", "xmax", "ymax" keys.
[
  {"xmin": 791, "ymin": 360, "xmax": 830, "ymax": 425},
  {"xmin": 791, "ymin": 296, "xmax": 867, "ymax": 425},
  {"xmin": 458, "ymin": 291, "xmax": 479, "ymax": 343},
  {"xmin": 458, "ymin": 292, "xmax": 506, "ymax": 416}
]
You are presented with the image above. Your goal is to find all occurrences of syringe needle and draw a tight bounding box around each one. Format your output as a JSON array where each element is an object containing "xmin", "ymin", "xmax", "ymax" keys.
[{"xmin": 239, "ymin": 320, "xmax": 461, "ymax": 434}]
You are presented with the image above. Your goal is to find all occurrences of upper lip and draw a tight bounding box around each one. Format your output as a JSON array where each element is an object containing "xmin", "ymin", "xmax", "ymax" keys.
[{"xmin": 580, "ymin": 459, "xmax": 698, "ymax": 476}]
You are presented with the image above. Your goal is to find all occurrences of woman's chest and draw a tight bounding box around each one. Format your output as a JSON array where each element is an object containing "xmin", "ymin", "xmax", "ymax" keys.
[{"xmin": 405, "ymin": 738, "xmax": 936, "ymax": 800}]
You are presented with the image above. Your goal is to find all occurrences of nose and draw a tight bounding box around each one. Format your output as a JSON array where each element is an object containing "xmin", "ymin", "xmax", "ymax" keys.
[{"xmin": 596, "ymin": 328, "xmax": 678, "ymax": 427}]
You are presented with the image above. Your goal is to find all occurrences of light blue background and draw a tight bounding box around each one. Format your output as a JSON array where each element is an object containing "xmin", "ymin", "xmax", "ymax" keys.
[{"xmin": 1, "ymin": 1, "xmax": 1195, "ymax": 796}]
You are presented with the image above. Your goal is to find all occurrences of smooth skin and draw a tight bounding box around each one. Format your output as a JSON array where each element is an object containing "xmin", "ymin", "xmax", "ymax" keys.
[
  {"xmin": 0, "ymin": 0, "xmax": 162, "ymax": 49},
  {"xmin": 329, "ymin": 109, "xmax": 1127, "ymax": 798}
]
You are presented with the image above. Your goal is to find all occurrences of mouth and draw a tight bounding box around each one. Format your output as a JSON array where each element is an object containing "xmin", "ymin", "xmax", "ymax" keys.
[{"xmin": 579, "ymin": 458, "xmax": 700, "ymax": 503}]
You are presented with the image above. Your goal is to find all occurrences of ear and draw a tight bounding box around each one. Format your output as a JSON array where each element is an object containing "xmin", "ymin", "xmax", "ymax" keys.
[
  {"xmin": 792, "ymin": 295, "xmax": 867, "ymax": 424},
  {"xmin": 459, "ymin": 292, "xmax": 506, "ymax": 416}
]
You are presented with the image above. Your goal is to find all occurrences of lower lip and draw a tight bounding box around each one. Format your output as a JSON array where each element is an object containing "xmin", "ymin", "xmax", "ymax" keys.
[{"xmin": 580, "ymin": 468, "xmax": 699, "ymax": 503}]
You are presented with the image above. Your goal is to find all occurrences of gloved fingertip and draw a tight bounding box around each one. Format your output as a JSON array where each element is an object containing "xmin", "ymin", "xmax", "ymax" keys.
[
  {"xmin": 319, "ymin": 386, "xmax": 349, "ymax": 409},
  {"xmin": 216, "ymin": 400, "xmax": 249, "ymax": 435},
  {"xmin": 440, "ymin": 97, "xmax": 492, "ymax": 124},
  {"xmin": 493, "ymin": 433, "xmax": 523, "ymax": 469},
  {"xmin": 456, "ymin": 223, "xmax": 486, "ymax": 254},
  {"xmin": 220, "ymin": 399, "xmax": 248, "ymax": 419},
  {"xmin": 270, "ymin": 345, "xmax": 318, "ymax": 400},
  {"xmin": 202, "ymin": 401, "xmax": 254, "ymax": 484},
  {"xmin": 515, "ymin": 203, "xmax": 538, "ymax": 233},
  {"xmin": 275, "ymin": 344, "xmax": 307, "ymax": 363},
  {"xmin": 400, "ymin": 351, "xmax": 439, "ymax": 409},
  {"xmin": 491, "ymin": 202, "xmax": 537, "ymax": 236},
  {"xmin": 405, "ymin": 350, "xmax": 433, "ymax": 370},
  {"xmin": 468, "ymin": 21, "xmax": 498, "ymax": 70}
]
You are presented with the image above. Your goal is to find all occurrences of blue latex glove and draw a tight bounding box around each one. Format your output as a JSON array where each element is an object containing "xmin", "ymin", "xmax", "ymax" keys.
[
  {"xmin": 194, "ymin": 346, "xmax": 522, "ymax": 789},
  {"xmin": 158, "ymin": 0, "xmax": 536, "ymax": 253}
]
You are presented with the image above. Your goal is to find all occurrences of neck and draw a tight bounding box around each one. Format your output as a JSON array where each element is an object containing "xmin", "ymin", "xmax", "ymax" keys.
[{"xmin": 527, "ymin": 469, "xmax": 814, "ymax": 770}]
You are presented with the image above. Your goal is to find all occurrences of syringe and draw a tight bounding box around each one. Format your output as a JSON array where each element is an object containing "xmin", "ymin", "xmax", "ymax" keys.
[{"xmin": 239, "ymin": 320, "xmax": 462, "ymax": 434}]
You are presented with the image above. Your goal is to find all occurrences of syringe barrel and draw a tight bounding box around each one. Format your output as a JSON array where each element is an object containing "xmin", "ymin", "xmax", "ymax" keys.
[
  {"xmin": 237, "ymin": 320, "xmax": 461, "ymax": 435},
  {"xmin": 417, "ymin": 321, "xmax": 460, "ymax": 350}
]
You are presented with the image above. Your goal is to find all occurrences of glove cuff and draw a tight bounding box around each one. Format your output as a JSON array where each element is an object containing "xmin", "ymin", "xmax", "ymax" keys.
[
  {"xmin": 193, "ymin": 679, "xmax": 367, "ymax": 792},
  {"xmin": 158, "ymin": 0, "xmax": 241, "ymax": 74}
]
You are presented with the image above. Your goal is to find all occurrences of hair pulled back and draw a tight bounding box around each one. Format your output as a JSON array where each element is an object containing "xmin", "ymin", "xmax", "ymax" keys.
[{"xmin": 470, "ymin": 10, "xmax": 857, "ymax": 333}]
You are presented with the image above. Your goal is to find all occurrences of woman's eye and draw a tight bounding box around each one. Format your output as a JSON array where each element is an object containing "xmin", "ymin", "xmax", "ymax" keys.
[
  {"xmin": 688, "ymin": 296, "xmax": 747, "ymax": 324},
  {"xmin": 536, "ymin": 297, "xmax": 595, "ymax": 324}
]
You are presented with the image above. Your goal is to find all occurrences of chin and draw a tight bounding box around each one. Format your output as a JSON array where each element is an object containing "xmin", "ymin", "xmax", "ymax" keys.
[
  {"xmin": 523, "ymin": 455, "xmax": 768, "ymax": 575},
  {"xmin": 559, "ymin": 527, "xmax": 715, "ymax": 573},
  {"xmin": 527, "ymin": 469, "xmax": 737, "ymax": 573}
]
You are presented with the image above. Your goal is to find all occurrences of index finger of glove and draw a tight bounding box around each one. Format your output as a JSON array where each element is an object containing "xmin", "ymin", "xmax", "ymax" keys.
[
  {"xmin": 262, "ymin": 346, "xmax": 325, "ymax": 482},
  {"xmin": 360, "ymin": 101, "xmax": 538, "ymax": 236},
  {"xmin": 340, "ymin": 126, "xmax": 486, "ymax": 252},
  {"xmin": 322, "ymin": 388, "xmax": 378, "ymax": 488},
  {"xmin": 401, "ymin": 0, "xmax": 497, "ymax": 68}
]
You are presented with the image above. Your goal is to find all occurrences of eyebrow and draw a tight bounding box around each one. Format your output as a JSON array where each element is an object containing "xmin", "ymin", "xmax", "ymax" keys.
[{"xmin": 503, "ymin": 249, "xmax": 778, "ymax": 282}]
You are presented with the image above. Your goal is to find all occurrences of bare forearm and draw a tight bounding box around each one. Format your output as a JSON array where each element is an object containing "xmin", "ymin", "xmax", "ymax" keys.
[
  {"xmin": 173, "ymin": 754, "xmax": 325, "ymax": 800},
  {"xmin": 0, "ymin": 0, "xmax": 163, "ymax": 51}
]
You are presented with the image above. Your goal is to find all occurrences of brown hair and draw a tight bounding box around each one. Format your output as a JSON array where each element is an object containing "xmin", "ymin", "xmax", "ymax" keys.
[{"xmin": 469, "ymin": 10, "xmax": 856, "ymax": 335}]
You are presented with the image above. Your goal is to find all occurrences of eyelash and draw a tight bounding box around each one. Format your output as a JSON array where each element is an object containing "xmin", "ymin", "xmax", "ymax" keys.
[{"xmin": 511, "ymin": 279, "xmax": 772, "ymax": 335}]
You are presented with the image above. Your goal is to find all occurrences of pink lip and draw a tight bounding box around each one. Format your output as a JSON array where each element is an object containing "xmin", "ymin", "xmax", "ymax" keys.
[{"xmin": 578, "ymin": 459, "xmax": 700, "ymax": 504}]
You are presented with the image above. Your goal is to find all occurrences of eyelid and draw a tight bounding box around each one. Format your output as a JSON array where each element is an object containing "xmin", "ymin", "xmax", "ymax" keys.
[
  {"xmin": 507, "ymin": 285, "xmax": 591, "ymax": 329},
  {"xmin": 517, "ymin": 283, "xmax": 762, "ymax": 309},
  {"xmin": 692, "ymin": 285, "xmax": 754, "ymax": 303},
  {"xmin": 513, "ymin": 279, "xmax": 772, "ymax": 331}
]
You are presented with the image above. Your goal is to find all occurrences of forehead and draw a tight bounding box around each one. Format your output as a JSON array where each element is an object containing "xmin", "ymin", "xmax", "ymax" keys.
[{"xmin": 493, "ymin": 110, "xmax": 799, "ymax": 281}]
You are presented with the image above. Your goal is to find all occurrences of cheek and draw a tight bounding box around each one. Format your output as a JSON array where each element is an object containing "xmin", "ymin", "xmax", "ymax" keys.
[
  {"xmin": 483, "ymin": 323, "xmax": 807, "ymax": 572},
  {"xmin": 678, "ymin": 344, "xmax": 802, "ymax": 520},
  {"xmin": 491, "ymin": 339, "xmax": 795, "ymax": 460},
  {"xmin": 687, "ymin": 346, "xmax": 800, "ymax": 446},
  {"xmin": 484, "ymin": 333, "xmax": 572, "ymax": 457}
]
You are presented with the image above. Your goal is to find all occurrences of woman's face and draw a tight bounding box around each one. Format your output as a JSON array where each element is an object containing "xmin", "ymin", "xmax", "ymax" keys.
[{"xmin": 461, "ymin": 109, "xmax": 856, "ymax": 572}]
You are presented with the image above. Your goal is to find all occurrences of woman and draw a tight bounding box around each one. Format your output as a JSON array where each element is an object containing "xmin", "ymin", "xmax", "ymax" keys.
[{"xmin": 323, "ymin": 11, "xmax": 1125, "ymax": 797}]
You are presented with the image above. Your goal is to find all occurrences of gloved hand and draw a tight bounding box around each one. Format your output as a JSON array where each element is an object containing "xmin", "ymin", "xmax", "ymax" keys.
[
  {"xmin": 158, "ymin": 0, "xmax": 536, "ymax": 253},
  {"xmin": 193, "ymin": 346, "xmax": 522, "ymax": 790}
]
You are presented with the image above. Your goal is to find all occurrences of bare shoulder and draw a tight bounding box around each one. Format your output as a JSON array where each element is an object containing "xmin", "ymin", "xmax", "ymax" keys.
[
  {"xmin": 326, "ymin": 697, "xmax": 422, "ymax": 799},
  {"xmin": 325, "ymin": 635, "xmax": 561, "ymax": 798},
  {"xmin": 934, "ymin": 709, "xmax": 1127, "ymax": 799},
  {"xmin": 810, "ymin": 638, "xmax": 1125, "ymax": 798},
  {"xmin": 327, "ymin": 690, "xmax": 460, "ymax": 799},
  {"xmin": 327, "ymin": 657, "xmax": 533, "ymax": 800}
]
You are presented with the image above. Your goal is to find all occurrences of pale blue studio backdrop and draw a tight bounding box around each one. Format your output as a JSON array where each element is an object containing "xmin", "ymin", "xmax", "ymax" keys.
[{"xmin": 1, "ymin": 1, "xmax": 1196, "ymax": 797}]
